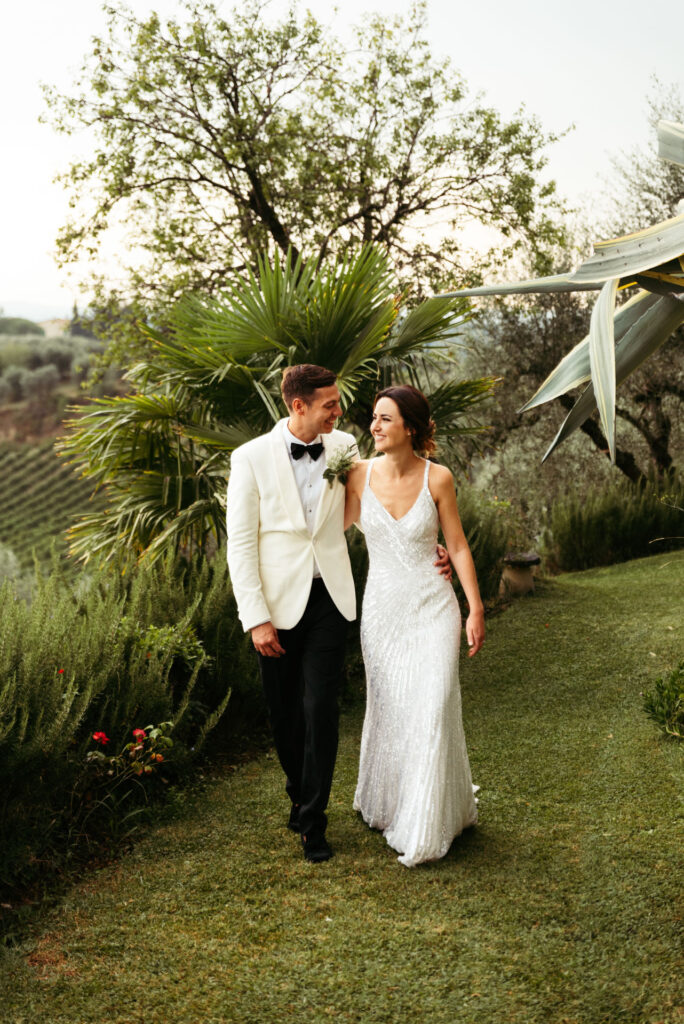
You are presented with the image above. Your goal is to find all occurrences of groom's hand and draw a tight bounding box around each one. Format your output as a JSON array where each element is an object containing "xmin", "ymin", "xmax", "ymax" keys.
[
  {"xmin": 251, "ymin": 621, "xmax": 286, "ymax": 658},
  {"xmin": 434, "ymin": 544, "xmax": 452, "ymax": 582}
]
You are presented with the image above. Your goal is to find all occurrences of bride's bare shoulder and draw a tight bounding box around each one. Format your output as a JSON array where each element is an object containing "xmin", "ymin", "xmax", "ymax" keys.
[
  {"xmin": 427, "ymin": 461, "xmax": 455, "ymax": 495},
  {"xmin": 347, "ymin": 459, "xmax": 368, "ymax": 491}
]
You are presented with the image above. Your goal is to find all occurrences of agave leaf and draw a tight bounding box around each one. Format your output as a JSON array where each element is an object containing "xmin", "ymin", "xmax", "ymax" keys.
[
  {"xmin": 633, "ymin": 273, "xmax": 684, "ymax": 297},
  {"xmin": 588, "ymin": 279, "xmax": 619, "ymax": 460},
  {"xmin": 657, "ymin": 119, "xmax": 684, "ymax": 168},
  {"xmin": 519, "ymin": 289, "xmax": 662, "ymax": 412},
  {"xmin": 543, "ymin": 293, "xmax": 684, "ymax": 460},
  {"xmin": 442, "ymin": 273, "xmax": 604, "ymax": 298},
  {"xmin": 573, "ymin": 212, "xmax": 684, "ymax": 283}
]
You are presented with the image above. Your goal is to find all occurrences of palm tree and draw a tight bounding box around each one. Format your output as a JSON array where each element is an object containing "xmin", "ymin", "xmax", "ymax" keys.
[
  {"xmin": 62, "ymin": 246, "xmax": 496, "ymax": 564},
  {"xmin": 442, "ymin": 119, "xmax": 684, "ymax": 465}
]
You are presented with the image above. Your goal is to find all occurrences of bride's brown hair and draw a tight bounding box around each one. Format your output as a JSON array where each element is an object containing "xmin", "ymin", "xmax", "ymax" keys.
[{"xmin": 374, "ymin": 385, "xmax": 437, "ymax": 457}]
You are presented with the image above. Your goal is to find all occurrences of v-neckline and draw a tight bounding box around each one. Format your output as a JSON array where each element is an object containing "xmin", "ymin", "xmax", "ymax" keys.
[
  {"xmin": 366, "ymin": 458, "xmax": 428, "ymax": 523},
  {"xmin": 367, "ymin": 483, "xmax": 425, "ymax": 523}
]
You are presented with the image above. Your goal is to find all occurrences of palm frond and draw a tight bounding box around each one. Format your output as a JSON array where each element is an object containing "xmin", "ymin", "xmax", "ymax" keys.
[{"xmin": 63, "ymin": 244, "xmax": 494, "ymax": 562}]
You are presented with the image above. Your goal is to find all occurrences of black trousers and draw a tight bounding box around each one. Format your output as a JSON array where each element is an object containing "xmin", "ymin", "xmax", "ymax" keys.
[{"xmin": 257, "ymin": 578, "xmax": 348, "ymax": 838}]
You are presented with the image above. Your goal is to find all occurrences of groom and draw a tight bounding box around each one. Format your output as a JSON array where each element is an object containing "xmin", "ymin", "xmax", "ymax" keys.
[
  {"xmin": 227, "ymin": 364, "xmax": 357, "ymax": 862},
  {"xmin": 227, "ymin": 364, "xmax": 450, "ymax": 863}
]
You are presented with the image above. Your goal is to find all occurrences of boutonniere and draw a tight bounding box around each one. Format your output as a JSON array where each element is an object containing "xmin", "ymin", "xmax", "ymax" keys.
[{"xmin": 323, "ymin": 443, "xmax": 357, "ymax": 488}]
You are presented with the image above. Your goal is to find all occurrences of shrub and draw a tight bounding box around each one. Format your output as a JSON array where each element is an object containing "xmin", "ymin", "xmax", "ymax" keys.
[
  {"xmin": 2, "ymin": 366, "xmax": 28, "ymax": 402},
  {"xmin": 0, "ymin": 342, "xmax": 36, "ymax": 371},
  {"xmin": 43, "ymin": 341, "xmax": 74, "ymax": 377},
  {"xmin": 23, "ymin": 364, "xmax": 60, "ymax": 401},
  {"xmin": 0, "ymin": 555, "xmax": 241, "ymax": 897},
  {"xmin": 642, "ymin": 661, "xmax": 684, "ymax": 740},
  {"xmin": 455, "ymin": 485, "xmax": 510, "ymax": 601},
  {"xmin": 0, "ymin": 317, "xmax": 44, "ymax": 336},
  {"xmin": 545, "ymin": 474, "xmax": 684, "ymax": 572},
  {"xmin": 0, "ymin": 542, "xmax": 21, "ymax": 584}
]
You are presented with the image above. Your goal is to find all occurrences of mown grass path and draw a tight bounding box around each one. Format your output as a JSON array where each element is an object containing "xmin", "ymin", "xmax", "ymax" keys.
[{"xmin": 2, "ymin": 553, "xmax": 682, "ymax": 1024}]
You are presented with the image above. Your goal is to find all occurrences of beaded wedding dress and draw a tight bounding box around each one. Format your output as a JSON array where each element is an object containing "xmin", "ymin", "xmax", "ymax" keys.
[{"xmin": 353, "ymin": 458, "xmax": 478, "ymax": 867}]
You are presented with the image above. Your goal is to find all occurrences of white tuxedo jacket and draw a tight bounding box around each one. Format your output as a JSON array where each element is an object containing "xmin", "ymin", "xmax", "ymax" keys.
[{"xmin": 226, "ymin": 420, "xmax": 358, "ymax": 632}]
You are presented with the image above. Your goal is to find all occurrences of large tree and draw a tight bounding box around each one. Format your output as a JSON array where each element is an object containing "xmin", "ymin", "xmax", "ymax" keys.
[
  {"xmin": 45, "ymin": 0, "xmax": 565, "ymax": 336},
  {"xmin": 464, "ymin": 284, "xmax": 682, "ymax": 484},
  {"xmin": 449, "ymin": 99, "xmax": 684, "ymax": 476},
  {"xmin": 603, "ymin": 80, "xmax": 684, "ymax": 235}
]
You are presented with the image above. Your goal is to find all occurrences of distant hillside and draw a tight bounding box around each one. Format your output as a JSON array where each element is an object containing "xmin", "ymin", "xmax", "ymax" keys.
[{"xmin": 0, "ymin": 441, "xmax": 103, "ymax": 571}]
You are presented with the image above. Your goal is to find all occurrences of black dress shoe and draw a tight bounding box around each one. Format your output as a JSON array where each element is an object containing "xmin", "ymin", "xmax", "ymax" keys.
[
  {"xmin": 287, "ymin": 803, "xmax": 301, "ymax": 833},
  {"xmin": 301, "ymin": 832, "xmax": 333, "ymax": 863}
]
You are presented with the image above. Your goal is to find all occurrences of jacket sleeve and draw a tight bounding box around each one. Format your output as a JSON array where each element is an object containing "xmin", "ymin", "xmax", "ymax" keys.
[{"xmin": 226, "ymin": 447, "xmax": 271, "ymax": 632}]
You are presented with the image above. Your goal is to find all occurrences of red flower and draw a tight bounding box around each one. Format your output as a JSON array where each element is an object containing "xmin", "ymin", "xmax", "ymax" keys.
[
  {"xmin": 92, "ymin": 732, "xmax": 110, "ymax": 745},
  {"xmin": 57, "ymin": 669, "xmax": 65, "ymax": 674},
  {"xmin": 132, "ymin": 728, "xmax": 146, "ymax": 742}
]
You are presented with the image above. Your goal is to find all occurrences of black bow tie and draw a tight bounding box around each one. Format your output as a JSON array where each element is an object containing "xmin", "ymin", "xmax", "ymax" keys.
[{"xmin": 290, "ymin": 441, "xmax": 324, "ymax": 461}]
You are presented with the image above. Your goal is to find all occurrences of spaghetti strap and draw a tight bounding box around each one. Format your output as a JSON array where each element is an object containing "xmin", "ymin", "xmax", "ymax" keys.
[
  {"xmin": 365, "ymin": 459, "xmax": 375, "ymax": 487},
  {"xmin": 423, "ymin": 458, "xmax": 430, "ymax": 487}
]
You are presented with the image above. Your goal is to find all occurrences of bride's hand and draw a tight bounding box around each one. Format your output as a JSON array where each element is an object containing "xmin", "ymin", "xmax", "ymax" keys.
[
  {"xmin": 434, "ymin": 544, "xmax": 452, "ymax": 581},
  {"xmin": 465, "ymin": 608, "xmax": 485, "ymax": 657}
]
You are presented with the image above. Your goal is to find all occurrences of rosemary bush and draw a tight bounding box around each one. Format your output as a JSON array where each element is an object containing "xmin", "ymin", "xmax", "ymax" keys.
[
  {"xmin": 545, "ymin": 473, "xmax": 683, "ymax": 572},
  {"xmin": 0, "ymin": 553, "xmax": 253, "ymax": 899}
]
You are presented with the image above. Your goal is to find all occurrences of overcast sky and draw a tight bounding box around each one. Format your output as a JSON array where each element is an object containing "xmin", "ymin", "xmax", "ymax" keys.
[{"xmin": 2, "ymin": 0, "xmax": 683, "ymax": 319}]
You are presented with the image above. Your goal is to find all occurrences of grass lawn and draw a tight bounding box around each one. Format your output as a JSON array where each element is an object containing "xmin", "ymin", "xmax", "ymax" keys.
[{"xmin": 1, "ymin": 553, "xmax": 682, "ymax": 1024}]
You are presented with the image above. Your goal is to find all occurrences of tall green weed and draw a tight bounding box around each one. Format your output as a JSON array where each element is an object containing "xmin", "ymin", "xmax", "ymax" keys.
[{"xmin": 546, "ymin": 474, "xmax": 683, "ymax": 571}]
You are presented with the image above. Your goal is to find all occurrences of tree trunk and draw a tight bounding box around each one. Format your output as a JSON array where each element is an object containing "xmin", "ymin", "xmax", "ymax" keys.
[
  {"xmin": 557, "ymin": 396, "xmax": 647, "ymax": 484},
  {"xmin": 617, "ymin": 395, "xmax": 674, "ymax": 480}
]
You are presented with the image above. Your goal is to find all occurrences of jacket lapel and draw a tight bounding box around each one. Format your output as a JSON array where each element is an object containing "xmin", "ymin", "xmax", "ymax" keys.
[
  {"xmin": 313, "ymin": 432, "xmax": 344, "ymax": 534},
  {"xmin": 270, "ymin": 420, "xmax": 308, "ymax": 533}
]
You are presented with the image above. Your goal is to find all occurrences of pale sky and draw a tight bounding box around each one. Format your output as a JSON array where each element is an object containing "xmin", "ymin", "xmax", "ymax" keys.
[{"xmin": 2, "ymin": 0, "xmax": 683, "ymax": 319}]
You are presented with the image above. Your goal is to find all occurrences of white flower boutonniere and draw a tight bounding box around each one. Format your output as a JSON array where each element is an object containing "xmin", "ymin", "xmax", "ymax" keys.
[{"xmin": 323, "ymin": 443, "xmax": 357, "ymax": 489}]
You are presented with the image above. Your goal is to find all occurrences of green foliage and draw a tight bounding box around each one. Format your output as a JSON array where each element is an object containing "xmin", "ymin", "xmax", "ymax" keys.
[
  {"xmin": 0, "ymin": 317, "xmax": 43, "ymax": 336},
  {"xmin": 605, "ymin": 82, "xmax": 684, "ymax": 235},
  {"xmin": 447, "ymin": 92, "xmax": 684, "ymax": 473},
  {"xmin": 454, "ymin": 485, "xmax": 510, "ymax": 601},
  {"xmin": 61, "ymin": 245, "xmax": 495, "ymax": 564},
  {"xmin": 1, "ymin": 366, "xmax": 27, "ymax": 402},
  {"xmin": 2, "ymin": 554, "xmax": 681, "ymax": 1018},
  {"xmin": 0, "ymin": 553, "xmax": 251, "ymax": 897},
  {"xmin": 0, "ymin": 333, "xmax": 105, "ymax": 382},
  {"xmin": 545, "ymin": 474, "xmax": 684, "ymax": 571},
  {"xmin": 642, "ymin": 660, "xmax": 684, "ymax": 739},
  {"xmin": 0, "ymin": 442, "xmax": 106, "ymax": 572},
  {"xmin": 72, "ymin": 722, "xmax": 176, "ymax": 846},
  {"xmin": 43, "ymin": 0, "xmax": 565, "ymax": 349}
]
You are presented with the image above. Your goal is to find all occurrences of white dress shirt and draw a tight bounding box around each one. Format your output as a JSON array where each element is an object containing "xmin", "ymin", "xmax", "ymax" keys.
[{"xmin": 282, "ymin": 420, "xmax": 326, "ymax": 576}]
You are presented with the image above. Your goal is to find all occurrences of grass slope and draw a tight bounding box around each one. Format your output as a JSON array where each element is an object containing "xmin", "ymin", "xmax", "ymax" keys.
[
  {"xmin": 1, "ymin": 553, "xmax": 682, "ymax": 1024},
  {"xmin": 0, "ymin": 441, "xmax": 100, "ymax": 568}
]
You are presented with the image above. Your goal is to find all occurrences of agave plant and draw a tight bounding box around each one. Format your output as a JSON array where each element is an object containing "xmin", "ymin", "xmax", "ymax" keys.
[
  {"xmin": 442, "ymin": 119, "xmax": 684, "ymax": 464},
  {"xmin": 62, "ymin": 245, "xmax": 496, "ymax": 563}
]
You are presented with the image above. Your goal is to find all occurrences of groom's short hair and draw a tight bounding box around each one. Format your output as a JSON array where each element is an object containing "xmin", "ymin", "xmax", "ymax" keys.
[{"xmin": 281, "ymin": 364, "xmax": 337, "ymax": 408}]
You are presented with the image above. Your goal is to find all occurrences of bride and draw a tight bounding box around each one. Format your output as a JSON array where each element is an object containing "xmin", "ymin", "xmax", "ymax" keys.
[{"xmin": 344, "ymin": 384, "xmax": 484, "ymax": 867}]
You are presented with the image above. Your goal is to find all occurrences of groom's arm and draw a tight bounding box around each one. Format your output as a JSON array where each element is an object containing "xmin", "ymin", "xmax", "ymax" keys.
[{"xmin": 226, "ymin": 448, "xmax": 272, "ymax": 633}]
